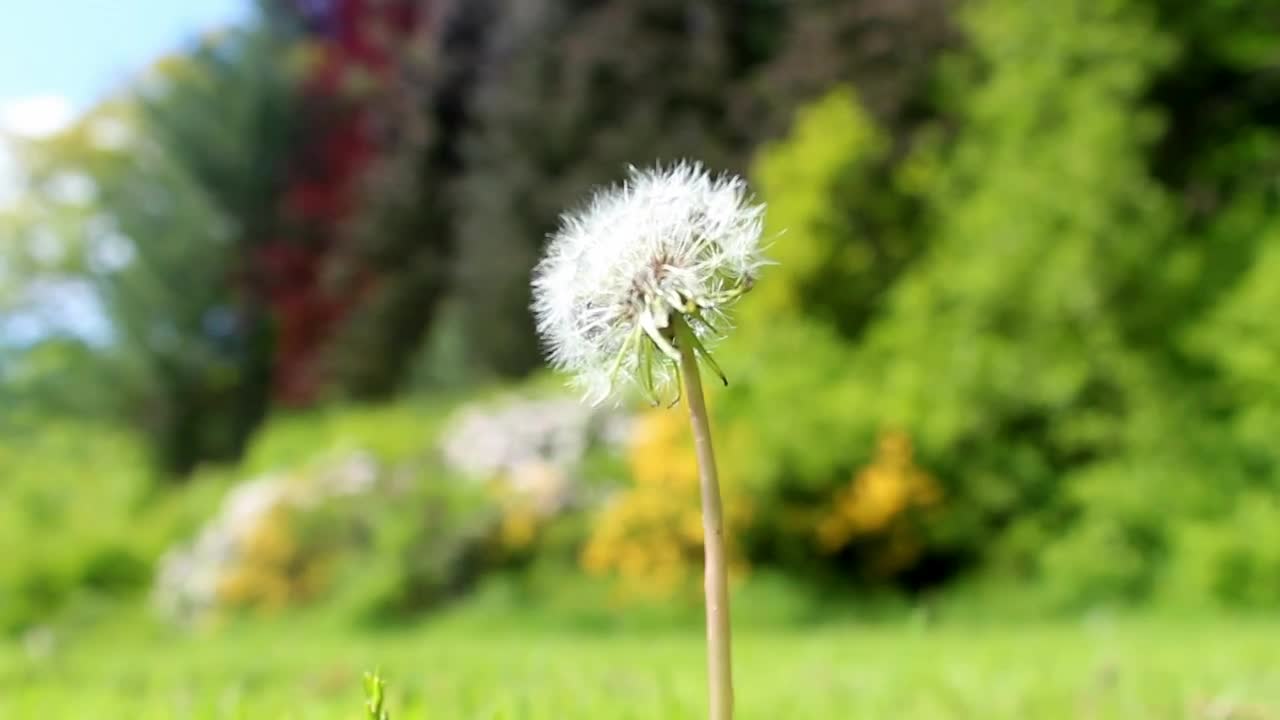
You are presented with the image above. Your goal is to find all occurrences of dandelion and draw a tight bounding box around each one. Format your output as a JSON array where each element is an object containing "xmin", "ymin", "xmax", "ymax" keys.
[
  {"xmin": 532, "ymin": 161, "xmax": 769, "ymax": 720},
  {"xmin": 532, "ymin": 162, "xmax": 768, "ymax": 406}
]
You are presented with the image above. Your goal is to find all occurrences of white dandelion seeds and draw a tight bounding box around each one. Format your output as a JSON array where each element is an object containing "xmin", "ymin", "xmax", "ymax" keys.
[{"xmin": 532, "ymin": 162, "xmax": 768, "ymax": 405}]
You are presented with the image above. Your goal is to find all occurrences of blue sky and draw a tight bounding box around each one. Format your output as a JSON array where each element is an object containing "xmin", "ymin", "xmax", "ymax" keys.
[
  {"xmin": 0, "ymin": 0, "xmax": 249, "ymax": 114},
  {"xmin": 1, "ymin": 0, "xmax": 250, "ymax": 202}
]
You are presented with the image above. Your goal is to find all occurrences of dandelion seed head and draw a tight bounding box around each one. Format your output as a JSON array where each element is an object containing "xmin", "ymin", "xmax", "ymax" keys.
[{"xmin": 532, "ymin": 162, "xmax": 768, "ymax": 405}]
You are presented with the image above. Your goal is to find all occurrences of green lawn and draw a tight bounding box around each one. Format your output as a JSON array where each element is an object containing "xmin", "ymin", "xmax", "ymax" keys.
[{"xmin": 3, "ymin": 619, "xmax": 1278, "ymax": 719}]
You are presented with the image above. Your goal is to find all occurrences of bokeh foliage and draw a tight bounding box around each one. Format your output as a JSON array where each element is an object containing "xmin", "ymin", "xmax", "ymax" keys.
[{"xmin": 1, "ymin": 0, "xmax": 1279, "ymax": 633}]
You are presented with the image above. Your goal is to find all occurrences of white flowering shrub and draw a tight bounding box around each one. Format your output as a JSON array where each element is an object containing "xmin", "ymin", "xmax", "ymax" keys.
[
  {"xmin": 152, "ymin": 452, "xmax": 379, "ymax": 625},
  {"xmin": 438, "ymin": 394, "xmax": 631, "ymax": 514}
]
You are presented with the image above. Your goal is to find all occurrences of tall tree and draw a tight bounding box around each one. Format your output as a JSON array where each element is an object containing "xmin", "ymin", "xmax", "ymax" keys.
[
  {"xmin": 838, "ymin": 0, "xmax": 1185, "ymax": 597},
  {"xmin": 306, "ymin": 0, "xmax": 492, "ymax": 398},
  {"xmin": 13, "ymin": 17, "xmax": 302, "ymax": 475},
  {"xmin": 454, "ymin": 0, "xmax": 788, "ymax": 376}
]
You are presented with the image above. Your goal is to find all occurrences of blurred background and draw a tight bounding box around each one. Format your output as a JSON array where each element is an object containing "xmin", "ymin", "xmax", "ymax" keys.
[{"xmin": 1, "ymin": 0, "xmax": 1279, "ymax": 714}]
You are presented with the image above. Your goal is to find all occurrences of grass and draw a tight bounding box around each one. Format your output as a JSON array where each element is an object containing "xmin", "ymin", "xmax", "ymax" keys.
[{"xmin": 2, "ymin": 617, "xmax": 1278, "ymax": 719}]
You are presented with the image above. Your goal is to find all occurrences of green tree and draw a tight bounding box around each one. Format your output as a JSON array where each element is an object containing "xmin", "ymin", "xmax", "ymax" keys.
[
  {"xmin": 13, "ymin": 20, "xmax": 302, "ymax": 476},
  {"xmin": 730, "ymin": 0, "xmax": 1257, "ymax": 603},
  {"xmin": 747, "ymin": 86, "xmax": 926, "ymax": 340},
  {"xmin": 851, "ymin": 0, "xmax": 1183, "ymax": 597}
]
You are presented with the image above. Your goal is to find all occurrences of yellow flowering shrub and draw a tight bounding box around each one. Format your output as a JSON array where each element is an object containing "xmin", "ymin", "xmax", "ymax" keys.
[
  {"xmin": 497, "ymin": 504, "xmax": 542, "ymax": 553},
  {"xmin": 816, "ymin": 430, "xmax": 941, "ymax": 574},
  {"xmin": 488, "ymin": 460, "xmax": 573, "ymax": 554},
  {"xmin": 581, "ymin": 404, "xmax": 751, "ymax": 601},
  {"xmin": 217, "ymin": 504, "xmax": 333, "ymax": 613}
]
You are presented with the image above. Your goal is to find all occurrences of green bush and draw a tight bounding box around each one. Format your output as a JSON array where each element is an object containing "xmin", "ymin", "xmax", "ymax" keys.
[
  {"xmin": 236, "ymin": 401, "xmax": 452, "ymax": 475},
  {"xmin": 1165, "ymin": 493, "xmax": 1280, "ymax": 610},
  {"xmin": 347, "ymin": 478, "xmax": 500, "ymax": 623},
  {"xmin": 0, "ymin": 423, "xmax": 155, "ymax": 631},
  {"xmin": 723, "ymin": 0, "xmax": 1279, "ymax": 610}
]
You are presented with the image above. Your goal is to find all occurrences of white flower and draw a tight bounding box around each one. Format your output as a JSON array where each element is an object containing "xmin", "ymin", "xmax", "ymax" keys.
[{"xmin": 532, "ymin": 162, "xmax": 768, "ymax": 405}]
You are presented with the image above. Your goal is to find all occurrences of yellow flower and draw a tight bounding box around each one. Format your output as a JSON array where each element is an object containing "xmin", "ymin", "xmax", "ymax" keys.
[
  {"xmin": 581, "ymin": 405, "xmax": 751, "ymax": 601},
  {"xmin": 816, "ymin": 430, "xmax": 941, "ymax": 561}
]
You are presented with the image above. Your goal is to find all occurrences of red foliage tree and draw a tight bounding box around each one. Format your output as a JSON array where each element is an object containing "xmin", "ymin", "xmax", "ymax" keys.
[{"xmin": 262, "ymin": 0, "xmax": 435, "ymax": 404}]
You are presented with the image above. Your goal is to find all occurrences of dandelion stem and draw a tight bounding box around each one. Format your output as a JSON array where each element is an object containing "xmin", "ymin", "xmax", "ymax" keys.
[{"xmin": 673, "ymin": 313, "xmax": 734, "ymax": 720}]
